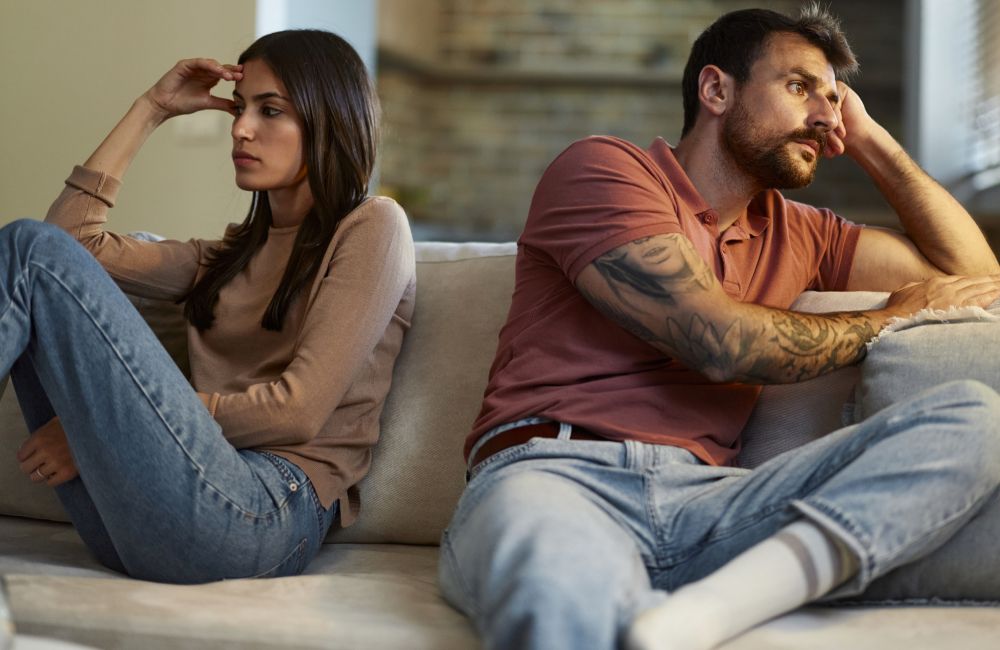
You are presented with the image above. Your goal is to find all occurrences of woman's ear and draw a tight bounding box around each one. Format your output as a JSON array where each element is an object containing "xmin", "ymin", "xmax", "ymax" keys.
[{"xmin": 698, "ymin": 65, "xmax": 733, "ymax": 118}]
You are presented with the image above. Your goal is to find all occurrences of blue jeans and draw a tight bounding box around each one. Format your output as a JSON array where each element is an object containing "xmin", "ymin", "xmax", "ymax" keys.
[
  {"xmin": 440, "ymin": 382, "xmax": 1000, "ymax": 650},
  {"xmin": 0, "ymin": 220, "xmax": 337, "ymax": 583}
]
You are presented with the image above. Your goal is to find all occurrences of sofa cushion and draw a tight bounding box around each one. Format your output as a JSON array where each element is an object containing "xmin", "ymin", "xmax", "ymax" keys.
[
  {"xmin": 0, "ymin": 517, "xmax": 478, "ymax": 649},
  {"xmin": 0, "ymin": 382, "xmax": 68, "ymax": 522},
  {"xmin": 0, "ymin": 242, "xmax": 517, "ymax": 542},
  {"xmin": 853, "ymin": 302, "xmax": 1000, "ymax": 422},
  {"xmin": 329, "ymin": 243, "xmax": 517, "ymax": 544},
  {"xmin": 737, "ymin": 291, "xmax": 888, "ymax": 468},
  {"xmin": 2, "ymin": 517, "xmax": 999, "ymax": 650}
]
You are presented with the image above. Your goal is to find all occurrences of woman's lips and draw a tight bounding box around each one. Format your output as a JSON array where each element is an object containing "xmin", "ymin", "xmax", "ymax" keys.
[{"xmin": 232, "ymin": 152, "xmax": 259, "ymax": 167}]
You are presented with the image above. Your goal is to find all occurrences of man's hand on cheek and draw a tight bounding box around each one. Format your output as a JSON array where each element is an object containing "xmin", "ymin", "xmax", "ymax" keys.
[{"xmin": 826, "ymin": 81, "xmax": 877, "ymax": 159}]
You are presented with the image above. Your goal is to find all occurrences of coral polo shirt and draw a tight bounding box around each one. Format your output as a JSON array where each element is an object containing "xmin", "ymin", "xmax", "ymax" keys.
[{"xmin": 467, "ymin": 136, "xmax": 862, "ymax": 465}]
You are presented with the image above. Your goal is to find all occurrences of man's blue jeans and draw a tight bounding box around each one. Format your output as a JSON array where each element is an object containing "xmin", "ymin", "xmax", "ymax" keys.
[
  {"xmin": 440, "ymin": 381, "xmax": 1000, "ymax": 649},
  {"xmin": 0, "ymin": 219, "xmax": 336, "ymax": 583}
]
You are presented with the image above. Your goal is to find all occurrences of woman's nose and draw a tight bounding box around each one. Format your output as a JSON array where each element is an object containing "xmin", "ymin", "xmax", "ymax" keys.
[{"xmin": 232, "ymin": 114, "xmax": 253, "ymax": 140}]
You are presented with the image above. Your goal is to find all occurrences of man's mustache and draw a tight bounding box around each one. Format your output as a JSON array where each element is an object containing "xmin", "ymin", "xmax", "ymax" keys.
[{"xmin": 789, "ymin": 129, "xmax": 827, "ymax": 157}]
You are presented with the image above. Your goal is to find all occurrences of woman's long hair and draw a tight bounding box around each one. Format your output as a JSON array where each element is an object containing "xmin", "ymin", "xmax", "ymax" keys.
[{"xmin": 184, "ymin": 30, "xmax": 380, "ymax": 331}]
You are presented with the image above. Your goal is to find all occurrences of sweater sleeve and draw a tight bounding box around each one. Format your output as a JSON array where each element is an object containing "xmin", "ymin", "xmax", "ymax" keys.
[
  {"xmin": 44, "ymin": 165, "xmax": 212, "ymax": 301},
  {"xmin": 205, "ymin": 199, "xmax": 416, "ymax": 449}
]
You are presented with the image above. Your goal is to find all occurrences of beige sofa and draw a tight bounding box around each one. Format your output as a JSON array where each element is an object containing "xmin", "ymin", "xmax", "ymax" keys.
[{"xmin": 0, "ymin": 241, "xmax": 997, "ymax": 649}]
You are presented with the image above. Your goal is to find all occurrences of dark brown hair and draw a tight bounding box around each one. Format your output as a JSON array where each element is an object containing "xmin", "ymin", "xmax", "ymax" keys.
[
  {"xmin": 184, "ymin": 29, "xmax": 380, "ymax": 331},
  {"xmin": 680, "ymin": 3, "xmax": 858, "ymax": 137}
]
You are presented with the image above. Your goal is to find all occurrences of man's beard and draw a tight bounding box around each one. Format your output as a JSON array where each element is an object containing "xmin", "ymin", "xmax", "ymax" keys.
[{"xmin": 721, "ymin": 97, "xmax": 825, "ymax": 190}]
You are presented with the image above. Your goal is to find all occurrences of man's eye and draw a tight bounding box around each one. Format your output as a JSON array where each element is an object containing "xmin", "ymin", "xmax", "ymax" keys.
[{"xmin": 789, "ymin": 81, "xmax": 806, "ymax": 95}]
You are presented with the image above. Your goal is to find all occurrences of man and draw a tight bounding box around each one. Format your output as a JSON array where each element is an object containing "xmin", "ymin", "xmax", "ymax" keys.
[{"xmin": 439, "ymin": 6, "xmax": 1000, "ymax": 650}]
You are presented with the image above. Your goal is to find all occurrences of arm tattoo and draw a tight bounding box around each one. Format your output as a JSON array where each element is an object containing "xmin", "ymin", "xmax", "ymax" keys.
[
  {"xmin": 592, "ymin": 235, "xmax": 716, "ymax": 306},
  {"xmin": 582, "ymin": 234, "xmax": 881, "ymax": 384}
]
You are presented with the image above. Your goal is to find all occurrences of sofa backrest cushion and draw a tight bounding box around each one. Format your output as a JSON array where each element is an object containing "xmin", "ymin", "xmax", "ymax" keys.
[
  {"xmin": 328, "ymin": 242, "xmax": 517, "ymax": 544},
  {"xmin": 0, "ymin": 242, "xmax": 895, "ymax": 546}
]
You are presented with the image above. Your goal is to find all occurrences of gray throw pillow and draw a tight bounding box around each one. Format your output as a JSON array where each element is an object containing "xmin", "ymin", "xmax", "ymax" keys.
[
  {"xmin": 844, "ymin": 303, "xmax": 1000, "ymax": 604},
  {"xmin": 853, "ymin": 305, "xmax": 1000, "ymax": 422}
]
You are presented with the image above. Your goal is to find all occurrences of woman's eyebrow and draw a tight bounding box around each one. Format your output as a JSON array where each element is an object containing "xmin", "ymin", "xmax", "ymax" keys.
[{"xmin": 231, "ymin": 90, "xmax": 290, "ymax": 102}]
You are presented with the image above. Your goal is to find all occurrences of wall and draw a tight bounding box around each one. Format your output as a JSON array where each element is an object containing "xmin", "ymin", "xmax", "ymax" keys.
[
  {"xmin": 377, "ymin": 0, "xmax": 905, "ymax": 240},
  {"xmin": 0, "ymin": 0, "xmax": 256, "ymax": 240}
]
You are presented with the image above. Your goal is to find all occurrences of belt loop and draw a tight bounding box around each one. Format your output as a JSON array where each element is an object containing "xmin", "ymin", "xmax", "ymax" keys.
[{"xmin": 557, "ymin": 422, "xmax": 572, "ymax": 440}]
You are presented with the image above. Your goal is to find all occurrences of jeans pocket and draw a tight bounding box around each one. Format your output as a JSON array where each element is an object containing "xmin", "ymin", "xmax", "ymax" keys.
[
  {"xmin": 253, "ymin": 450, "xmax": 311, "ymax": 513},
  {"xmin": 251, "ymin": 537, "xmax": 308, "ymax": 579}
]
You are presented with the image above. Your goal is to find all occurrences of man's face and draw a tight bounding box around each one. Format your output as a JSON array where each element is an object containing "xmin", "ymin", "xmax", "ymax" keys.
[{"xmin": 720, "ymin": 32, "xmax": 841, "ymax": 190}]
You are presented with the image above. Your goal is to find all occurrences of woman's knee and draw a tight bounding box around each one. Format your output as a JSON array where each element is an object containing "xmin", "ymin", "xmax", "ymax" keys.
[{"xmin": 0, "ymin": 219, "xmax": 75, "ymax": 259}]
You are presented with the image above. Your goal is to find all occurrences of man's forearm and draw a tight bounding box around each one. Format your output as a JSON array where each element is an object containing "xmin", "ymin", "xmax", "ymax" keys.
[
  {"xmin": 581, "ymin": 233, "xmax": 1000, "ymax": 387},
  {"xmin": 582, "ymin": 235, "xmax": 896, "ymax": 385},
  {"xmin": 685, "ymin": 301, "xmax": 891, "ymax": 384},
  {"xmin": 849, "ymin": 125, "xmax": 999, "ymax": 275},
  {"xmin": 599, "ymin": 288, "xmax": 890, "ymax": 385}
]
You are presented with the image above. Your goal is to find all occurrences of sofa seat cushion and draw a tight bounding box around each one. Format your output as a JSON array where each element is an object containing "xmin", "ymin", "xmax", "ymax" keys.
[
  {"xmin": 0, "ymin": 518, "xmax": 477, "ymax": 649},
  {"xmin": 3, "ymin": 518, "xmax": 1000, "ymax": 650}
]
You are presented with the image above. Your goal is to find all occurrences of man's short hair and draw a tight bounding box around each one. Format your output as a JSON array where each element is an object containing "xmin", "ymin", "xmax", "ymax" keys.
[{"xmin": 680, "ymin": 4, "xmax": 859, "ymax": 137}]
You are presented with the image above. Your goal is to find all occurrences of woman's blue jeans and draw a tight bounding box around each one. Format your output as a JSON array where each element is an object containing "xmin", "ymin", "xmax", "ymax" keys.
[
  {"xmin": 440, "ymin": 361, "xmax": 1000, "ymax": 649},
  {"xmin": 0, "ymin": 219, "xmax": 336, "ymax": 583}
]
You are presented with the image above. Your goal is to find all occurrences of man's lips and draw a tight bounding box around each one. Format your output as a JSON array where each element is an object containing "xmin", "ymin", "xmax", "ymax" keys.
[{"xmin": 794, "ymin": 139, "xmax": 820, "ymax": 156}]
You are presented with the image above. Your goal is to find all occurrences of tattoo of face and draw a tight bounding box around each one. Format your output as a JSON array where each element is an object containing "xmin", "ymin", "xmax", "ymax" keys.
[{"xmin": 592, "ymin": 234, "xmax": 717, "ymax": 306}]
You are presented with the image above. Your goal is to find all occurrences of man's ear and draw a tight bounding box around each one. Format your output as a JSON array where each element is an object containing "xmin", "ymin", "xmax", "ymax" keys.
[{"xmin": 698, "ymin": 65, "xmax": 733, "ymax": 118}]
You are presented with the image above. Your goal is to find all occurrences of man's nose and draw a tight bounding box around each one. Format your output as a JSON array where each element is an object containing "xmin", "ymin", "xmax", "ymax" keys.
[{"xmin": 810, "ymin": 96, "xmax": 839, "ymax": 133}]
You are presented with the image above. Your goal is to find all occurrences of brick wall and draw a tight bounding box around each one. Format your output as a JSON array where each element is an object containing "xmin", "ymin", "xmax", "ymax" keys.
[{"xmin": 377, "ymin": 0, "xmax": 905, "ymax": 240}]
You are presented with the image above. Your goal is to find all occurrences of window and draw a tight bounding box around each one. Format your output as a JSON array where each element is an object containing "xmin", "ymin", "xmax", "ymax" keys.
[{"xmin": 910, "ymin": 0, "xmax": 1000, "ymax": 210}]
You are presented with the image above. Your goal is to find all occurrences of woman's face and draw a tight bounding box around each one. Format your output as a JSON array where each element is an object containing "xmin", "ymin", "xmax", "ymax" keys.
[{"xmin": 230, "ymin": 59, "xmax": 308, "ymax": 195}]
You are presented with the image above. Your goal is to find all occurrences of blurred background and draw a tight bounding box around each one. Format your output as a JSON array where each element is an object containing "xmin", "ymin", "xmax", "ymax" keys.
[{"xmin": 1, "ymin": 0, "xmax": 997, "ymax": 249}]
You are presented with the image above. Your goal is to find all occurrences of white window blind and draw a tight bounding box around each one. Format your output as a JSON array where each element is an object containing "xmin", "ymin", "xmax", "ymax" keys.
[
  {"xmin": 913, "ymin": 0, "xmax": 1000, "ymax": 202},
  {"xmin": 970, "ymin": 0, "xmax": 1000, "ymax": 182}
]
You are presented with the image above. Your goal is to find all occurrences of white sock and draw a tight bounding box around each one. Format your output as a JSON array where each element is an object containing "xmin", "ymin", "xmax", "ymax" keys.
[{"xmin": 625, "ymin": 520, "xmax": 858, "ymax": 650}]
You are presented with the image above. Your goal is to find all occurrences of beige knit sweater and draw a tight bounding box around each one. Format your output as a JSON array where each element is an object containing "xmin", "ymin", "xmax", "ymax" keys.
[{"xmin": 46, "ymin": 166, "xmax": 416, "ymax": 526}]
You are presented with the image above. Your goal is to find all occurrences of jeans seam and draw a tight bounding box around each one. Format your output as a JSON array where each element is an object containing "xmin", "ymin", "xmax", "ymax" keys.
[
  {"xmin": 793, "ymin": 496, "xmax": 874, "ymax": 589},
  {"xmin": 440, "ymin": 530, "xmax": 483, "ymax": 621},
  {"xmin": 31, "ymin": 261, "xmax": 266, "ymax": 519},
  {"xmin": 249, "ymin": 537, "xmax": 307, "ymax": 579},
  {"xmin": 643, "ymin": 470, "xmax": 665, "ymax": 569},
  {"xmin": 656, "ymin": 499, "xmax": 795, "ymax": 567},
  {"xmin": 468, "ymin": 438, "xmax": 540, "ymax": 480},
  {"xmin": 0, "ymin": 268, "xmax": 28, "ymax": 328}
]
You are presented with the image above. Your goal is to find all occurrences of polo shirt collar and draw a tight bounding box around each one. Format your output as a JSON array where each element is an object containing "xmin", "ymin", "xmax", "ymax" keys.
[
  {"xmin": 647, "ymin": 137, "xmax": 772, "ymax": 239},
  {"xmin": 646, "ymin": 137, "xmax": 711, "ymax": 216}
]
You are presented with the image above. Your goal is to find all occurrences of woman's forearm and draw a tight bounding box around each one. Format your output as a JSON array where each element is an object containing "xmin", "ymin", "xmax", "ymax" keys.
[{"xmin": 82, "ymin": 94, "xmax": 169, "ymax": 181}]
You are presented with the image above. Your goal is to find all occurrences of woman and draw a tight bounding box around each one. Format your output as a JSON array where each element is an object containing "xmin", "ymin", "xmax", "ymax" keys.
[{"xmin": 0, "ymin": 30, "xmax": 415, "ymax": 583}]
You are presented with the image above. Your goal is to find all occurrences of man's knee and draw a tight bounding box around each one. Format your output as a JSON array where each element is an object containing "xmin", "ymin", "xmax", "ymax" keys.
[
  {"xmin": 443, "ymin": 468, "xmax": 643, "ymax": 649},
  {"xmin": 924, "ymin": 379, "xmax": 1000, "ymax": 477}
]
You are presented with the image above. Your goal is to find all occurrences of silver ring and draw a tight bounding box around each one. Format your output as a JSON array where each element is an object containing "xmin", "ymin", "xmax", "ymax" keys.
[{"xmin": 32, "ymin": 468, "xmax": 45, "ymax": 481}]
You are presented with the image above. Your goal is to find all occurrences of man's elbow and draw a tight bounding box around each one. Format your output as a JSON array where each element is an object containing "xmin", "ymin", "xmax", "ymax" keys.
[{"xmin": 694, "ymin": 359, "xmax": 741, "ymax": 384}]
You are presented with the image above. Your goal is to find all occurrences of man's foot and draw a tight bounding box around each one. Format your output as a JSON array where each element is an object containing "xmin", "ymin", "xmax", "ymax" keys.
[{"xmin": 624, "ymin": 599, "xmax": 720, "ymax": 650}]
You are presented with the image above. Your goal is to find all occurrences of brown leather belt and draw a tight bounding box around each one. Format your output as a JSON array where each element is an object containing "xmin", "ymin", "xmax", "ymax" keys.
[{"xmin": 470, "ymin": 421, "xmax": 604, "ymax": 467}]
